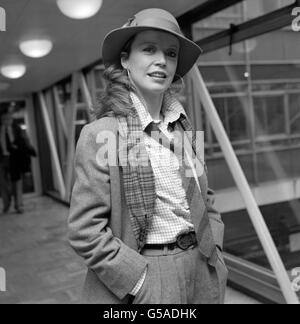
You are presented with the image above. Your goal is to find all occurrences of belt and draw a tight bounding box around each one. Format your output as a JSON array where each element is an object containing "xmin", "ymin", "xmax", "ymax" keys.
[{"xmin": 143, "ymin": 231, "xmax": 197, "ymax": 251}]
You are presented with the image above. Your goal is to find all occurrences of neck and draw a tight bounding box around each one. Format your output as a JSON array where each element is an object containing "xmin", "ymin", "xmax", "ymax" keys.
[{"xmin": 135, "ymin": 89, "xmax": 164, "ymax": 121}]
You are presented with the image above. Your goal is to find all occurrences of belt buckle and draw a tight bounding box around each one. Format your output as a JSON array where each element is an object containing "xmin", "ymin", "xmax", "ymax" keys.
[{"xmin": 176, "ymin": 231, "xmax": 196, "ymax": 250}]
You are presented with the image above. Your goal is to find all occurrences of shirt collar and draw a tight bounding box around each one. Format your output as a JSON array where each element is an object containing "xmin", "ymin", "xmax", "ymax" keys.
[{"xmin": 130, "ymin": 91, "xmax": 187, "ymax": 131}]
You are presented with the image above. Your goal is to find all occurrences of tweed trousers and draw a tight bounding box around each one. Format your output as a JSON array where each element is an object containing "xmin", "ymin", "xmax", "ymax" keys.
[{"xmin": 131, "ymin": 245, "xmax": 228, "ymax": 304}]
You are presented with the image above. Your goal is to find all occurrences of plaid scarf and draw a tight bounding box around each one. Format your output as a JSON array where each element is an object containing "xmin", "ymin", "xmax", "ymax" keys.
[
  {"xmin": 108, "ymin": 93, "xmax": 216, "ymax": 263},
  {"xmin": 118, "ymin": 107, "xmax": 156, "ymax": 251}
]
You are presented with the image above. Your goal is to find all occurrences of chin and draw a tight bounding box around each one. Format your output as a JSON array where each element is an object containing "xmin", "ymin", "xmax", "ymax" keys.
[{"xmin": 147, "ymin": 84, "xmax": 170, "ymax": 94}]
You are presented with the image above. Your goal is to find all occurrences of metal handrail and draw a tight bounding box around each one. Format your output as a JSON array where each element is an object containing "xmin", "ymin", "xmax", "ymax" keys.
[
  {"xmin": 190, "ymin": 65, "xmax": 299, "ymax": 304},
  {"xmin": 224, "ymin": 252, "xmax": 286, "ymax": 304}
]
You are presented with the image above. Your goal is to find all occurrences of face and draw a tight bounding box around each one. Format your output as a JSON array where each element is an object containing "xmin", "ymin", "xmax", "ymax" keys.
[{"xmin": 121, "ymin": 30, "xmax": 179, "ymax": 98}]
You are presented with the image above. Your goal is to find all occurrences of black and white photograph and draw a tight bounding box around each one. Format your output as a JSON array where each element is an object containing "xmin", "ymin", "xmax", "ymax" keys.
[{"xmin": 1, "ymin": 0, "xmax": 300, "ymax": 306}]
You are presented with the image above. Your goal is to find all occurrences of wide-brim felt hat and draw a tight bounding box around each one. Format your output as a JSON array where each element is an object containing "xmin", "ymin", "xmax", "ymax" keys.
[{"xmin": 102, "ymin": 8, "xmax": 203, "ymax": 81}]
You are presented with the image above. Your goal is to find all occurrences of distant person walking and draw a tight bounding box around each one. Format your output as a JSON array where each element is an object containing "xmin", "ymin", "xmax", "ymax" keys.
[
  {"xmin": 0, "ymin": 110, "xmax": 36, "ymax": 214},
  {"xmin": 0, "ymin": 112, "xmax": 11, "ymax": 214}
]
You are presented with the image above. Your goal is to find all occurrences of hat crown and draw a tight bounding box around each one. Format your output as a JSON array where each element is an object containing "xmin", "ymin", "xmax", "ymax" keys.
[
  {"xmin": 102, "ymin": 8, "xmax": 202, "ymax": 80},
  {"xmin": 135, "ymin": 8, "xmax": 178, "ymax": 24},
  {"xmin": 124, "ymin": 8, "xmax": 181, "ymax": 34}
]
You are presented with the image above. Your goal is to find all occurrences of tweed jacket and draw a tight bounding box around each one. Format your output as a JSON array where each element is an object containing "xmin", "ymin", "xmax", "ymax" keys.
[{"xmin": 68, "ymin": 116, "xmax": 226, "ymax": 304}]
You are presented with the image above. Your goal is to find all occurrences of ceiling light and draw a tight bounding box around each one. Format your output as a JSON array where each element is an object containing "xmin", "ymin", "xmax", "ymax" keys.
[
  {"xmin": 57, "ymin": 0, "xmax": 103, "ymax": 19},
  {"xmin": 1, "ymin": 64, "xmax": 26, "ymax": 79},
  {"xmin": 19, "ymin": 39, "xmax": 53, "ymax": 58}
]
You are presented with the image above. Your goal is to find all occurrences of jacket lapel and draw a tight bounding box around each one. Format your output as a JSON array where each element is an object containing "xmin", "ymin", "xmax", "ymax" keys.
[{"xmin": 178, "ymin": 117, "xmax": 217, "ymax": 265}]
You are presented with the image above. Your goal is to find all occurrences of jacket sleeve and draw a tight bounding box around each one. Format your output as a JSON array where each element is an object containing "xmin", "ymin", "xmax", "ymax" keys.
[
  {"xmin": 206, "ymin": 188, "xmax": 225, "ymax": 251},
  {"xmin": 68, "ymin": 123, "xmax": 148, "ymax": 300}
]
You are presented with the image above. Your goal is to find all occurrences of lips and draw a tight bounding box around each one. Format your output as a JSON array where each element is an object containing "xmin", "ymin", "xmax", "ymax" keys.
[{"xmin": 147, "ymin": 71, "xmax": 167, "ymax": 79}]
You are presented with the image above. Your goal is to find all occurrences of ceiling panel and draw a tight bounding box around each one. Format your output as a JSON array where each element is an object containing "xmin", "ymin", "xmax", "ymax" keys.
[{"xmin": 0, "ymin": 0, "xmax": 205, "ymax": 98}]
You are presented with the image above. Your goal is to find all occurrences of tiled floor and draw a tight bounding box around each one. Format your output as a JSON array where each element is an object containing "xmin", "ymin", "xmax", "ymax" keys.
[
  {"xmin": 0, "ymin": 196, "xmax": 85, "ymax": 304},
  {"xmin": 0, "ymin": 195, "xmax": 260, "ymax": 304}
]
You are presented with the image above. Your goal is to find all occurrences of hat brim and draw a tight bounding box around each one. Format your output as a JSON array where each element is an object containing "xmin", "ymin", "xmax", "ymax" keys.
[{"xmin": 102, "ymin": 26, "xmax": 203, "ymax": 81}]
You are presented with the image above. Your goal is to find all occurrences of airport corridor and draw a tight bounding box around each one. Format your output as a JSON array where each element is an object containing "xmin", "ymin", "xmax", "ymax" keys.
[{"xmin": 0, "ymin": 196, "xmax": 260, "ymax": 304}]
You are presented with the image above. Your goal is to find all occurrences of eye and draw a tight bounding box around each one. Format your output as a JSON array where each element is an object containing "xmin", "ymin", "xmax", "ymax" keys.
[
  {"xmin": 167, "ymin": 50, "xmax": 178, "ymax": 58},
  {"xmin": 143, "ymin": 46, "xmax": 156, "ymax": 53}
]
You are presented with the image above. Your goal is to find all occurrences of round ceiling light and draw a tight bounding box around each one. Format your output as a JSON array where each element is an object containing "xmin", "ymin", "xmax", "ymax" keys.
[
  {"xmin": 57, "ymin": 0, "xmax": 103, "ymax": 19},
  {"xmin": 19, "ymin": 39, "xmax": 53, "ymax": 58},
  {"xmin": 0, "ymin": 64, "xmax": 26, "ymax": 79}
]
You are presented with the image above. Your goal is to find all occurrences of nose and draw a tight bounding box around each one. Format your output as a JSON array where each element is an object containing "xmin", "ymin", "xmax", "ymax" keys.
[{"xmin": 154, "ymin": 51, "xmax": 167, "ymax": 66}]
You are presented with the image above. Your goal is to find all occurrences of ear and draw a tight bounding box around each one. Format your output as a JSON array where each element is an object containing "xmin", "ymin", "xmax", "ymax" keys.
[{"xmin": 120, "ymin": 52, "xmax": 129, "ymax": 70}]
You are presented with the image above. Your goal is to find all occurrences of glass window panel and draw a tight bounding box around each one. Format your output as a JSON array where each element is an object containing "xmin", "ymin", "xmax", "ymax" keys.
[
  {"xmin": 200, "ymin": 65, "xmax": 249, "ymax": 84},
  {"xmin": 213, "ymin": 97, "xmax": 227, "ymax": 122},
  {"xmin": 206, "ymin": 157, "xmax": 235, "ymax": 190},
  {"xmin": 193, "ymin": 0, "xmax": 295, "ymax": 43},
  {"xmin": 289, "ymin": 94, "xmax": 300, "ymax": 135},
  {"xmin": 256, "ymin": 150, "xmax": 290, "ymax": 182},
  {"xmin": 254, "ymin": 96, "xmax": 286, "ymax": 137},
  {"xmin": 223, "ymin": 199, "xmax": 300, "ymax": 272},
  {"xmin": 206, "ymin": 154, "xmax": 255, "ymax": 190},
  {"xmin": 227, "ymin": 96, "xmax": 249, "ymax": 141},
  {"xmin": 208, "ymin": 83, "xmax": 248, "ymax": 94},
  {"xmin": 251, "ymin": 65, "xmax": 300, "ymax": 81},
  {"xmin": 194, "ymin": 8, "xmax": 300, "ymax": 298},
  {"xmin": 56, "ymin": 79, "xmax": 72, "ymax": 105},
  {"xmin": 261, "ymin": 0, "xmax": 295, "ymax": 14},
  {"xmin": 211, "ymin": 98, "xmax": 227, "ymax": 145},
  {"xmin": 76, "ymin": 107, "xmax": 88, "ymax": 122},
  {"xmin": 77, "ymin": 88, "xmax": 83, "ymax": 103},
  {"xmin": 211, "ymin": 96, "xmax": 250, "ymax": 144},
  {"xmin": 290, "ymin": 148, "xmax": 300, "ymax": 177}
]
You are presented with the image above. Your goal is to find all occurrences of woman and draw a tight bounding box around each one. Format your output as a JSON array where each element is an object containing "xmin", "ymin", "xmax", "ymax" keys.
[{"xmin": 68, "ymin": 8, "xmax": 228, "ymax": 304}]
